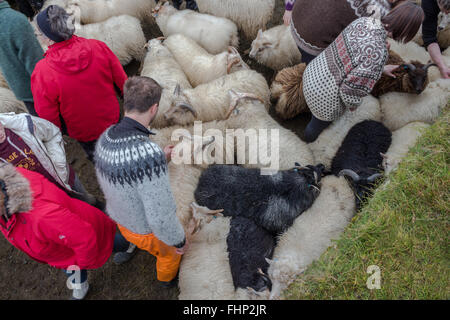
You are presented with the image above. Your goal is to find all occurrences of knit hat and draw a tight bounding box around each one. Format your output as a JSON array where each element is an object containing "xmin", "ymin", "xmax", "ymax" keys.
[{"xmin": 36, "ymin": 5, "xmax": 66, "ymax": 43}]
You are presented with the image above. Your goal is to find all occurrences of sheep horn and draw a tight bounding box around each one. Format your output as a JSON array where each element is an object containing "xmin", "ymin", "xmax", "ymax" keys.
[
  {"xmin": 380, "ymin": 152, "xmax": 388, "ymax": 159},
  {"xmin": 423, "ymin": 63, "xmax": 437, "ymax": 71},
  {"xmin": 401, "ymin": 63, "xmax": 416, "ymax": 71},
  {"xmin": 227, "ymin": 57, "xmax": 241, "ymax": 74},
  {"xmin": 367, "ymin": 173, "xmax": 382, "ymax": 183},
  {"xmin": 190, "ymin": 202, "xmax": 224, "ymax": 216},
  {"xmin": 228, "ymin": 46, "xmax": 238, "ymax": 54},
  {"xmin": 175, "ymin": 102, "xmax": 198, "ymax": 118},
  {"xmin": 338, "ymin": 169, "xmax": 361, "ymax": 182},
  {"xmin": 225, "ymin": 90, "xmax": 265, "ymax": 119},
  {"xmin": 156, "ymin": 36, "xmax": 166, "ymax": 41}
]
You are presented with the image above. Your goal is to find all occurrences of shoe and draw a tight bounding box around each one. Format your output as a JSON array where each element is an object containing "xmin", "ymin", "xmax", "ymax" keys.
[
  {"xmin": 113, "ymin": 243, "xmax": 137, "ymax": 265},
  {"xmin": 185, "ymin": 0, "xmax": 198, "ymax": 11},
  {"xmin": 158, "ymin": 271, "xmax": 179, "ymax": 288},
  {"xmin": 70, "ymin": 281, "xmax": 89, "ymax": 300}
]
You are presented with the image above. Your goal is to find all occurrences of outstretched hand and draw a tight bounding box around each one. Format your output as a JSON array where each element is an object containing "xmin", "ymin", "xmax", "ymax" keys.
[
  {"xmin": 383, "ymin": 64, "xmax": 399, "ymax": 78},
  {"xmin": 164, "ymin": 145, "xmax": 175, "ymax": 162},
  {"xmin": 283, "ymin": 10, "xmax": 292, "ymax": 26}
]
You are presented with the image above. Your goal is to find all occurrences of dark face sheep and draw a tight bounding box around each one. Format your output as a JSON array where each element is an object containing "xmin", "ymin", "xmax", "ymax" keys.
[
  {"xmin": 194, "ymin": 163, "xmax": 325, "ymax": 235},
  {"xmin": 331, "ymin": 120, "xmax": 392, "ymax": 208},
  {"xmin": 371, "ymin": 50, "xmax": 437, "ymax": 97},
  {"xmin": 227, "ymin": 216, "xmax": 275, "ymax": 293}
]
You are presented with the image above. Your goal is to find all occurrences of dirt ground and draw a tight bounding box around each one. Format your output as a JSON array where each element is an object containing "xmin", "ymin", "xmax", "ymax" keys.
[{"xmin": 0, "ymin": 0, "xmax": 310, "ymax": 300}]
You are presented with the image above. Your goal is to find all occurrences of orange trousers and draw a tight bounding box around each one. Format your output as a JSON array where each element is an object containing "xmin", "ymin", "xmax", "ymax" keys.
[{"xmin": 118, "ymin": 224, "xmax": 182, "ymax": 282}]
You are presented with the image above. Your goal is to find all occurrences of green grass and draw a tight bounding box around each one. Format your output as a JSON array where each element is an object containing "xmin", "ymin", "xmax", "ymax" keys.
[{"xmin": 284, "ymin": 106, "xmax": 450, "ymax": 300}]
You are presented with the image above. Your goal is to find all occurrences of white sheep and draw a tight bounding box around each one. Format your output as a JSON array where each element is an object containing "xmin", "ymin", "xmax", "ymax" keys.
[
  {"xmin": 164, "ymin": 34, "xmax": 248, "ymax": 87},
  {"xmin": 196, "ymin": 0, "xmax": 275, "ymax": 39},
  {"xmin": 308, "ymin": 95, "xmax": 382, "ymax": 169},
  {"xmin": 382, "ymin": 121, "xmax": 430, "ymax": 176},
  {"xmin": 0, "ymin": 88, "xmax": 28, "ymax": 114},
  {"xmin": 249, "ymin": 25, "xmax": 302, "ymax": 71},
  {"xmin": 224, "ymin": 91, "xmax": 315, "ymax": 170},
  {"xmin": 380, "ymin": 78, "xmax": 450, "ymax": 131},
  {"xmin": 413, "ymin": 12, "xmax": 450, "ymax": 49},
  {"xmin": 164, "ymin": 69, "xmax": 271, "ymax": 126},
  {"xmin": 153, "ymin": 2, "xmax": 239, "ymax": 55},
  {"xmin": 267, "ymin": 175, "xmax": 356, "ymax": 300},
  {"xmin": 140, "ymin": 38, "xmax": 192, "ymax": 129},
  {"xmin": 67, "ymin": 6, "xmax": 147, "ymax": 65},
  {"xmin": 68, "ymin": 0, "xmax": 157, "ymax": 24}
]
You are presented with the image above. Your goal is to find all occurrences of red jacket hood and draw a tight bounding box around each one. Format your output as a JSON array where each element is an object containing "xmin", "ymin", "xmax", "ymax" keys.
[{"xmin": 44, "ymin": 35, "xmax": 92, "ymax": 74}]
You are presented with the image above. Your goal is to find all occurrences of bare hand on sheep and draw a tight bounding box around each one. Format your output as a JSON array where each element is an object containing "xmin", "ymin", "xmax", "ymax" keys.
[
  {"xmin": 383, "ymin": 64, "xmax": 400, "ymax": 78},
  {"xmin": 176, "ymin": 238, "xmax": 190, "ymax": 255},
  {"xmin": 439, "ymin": 65, "xmax": 450, "ymax": 79},
  {"xmin": 164, "ymin": 145, "xmax": 175, "ymax": 162},
  {"xmin": 283, "ymin": 10, "xmax": 292, "ymax": 26}
]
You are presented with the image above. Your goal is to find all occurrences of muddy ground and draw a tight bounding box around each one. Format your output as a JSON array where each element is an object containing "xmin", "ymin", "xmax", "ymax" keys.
[{"xmin": 0, "ymin": 0, "xmax": 310, "ymax": 300}]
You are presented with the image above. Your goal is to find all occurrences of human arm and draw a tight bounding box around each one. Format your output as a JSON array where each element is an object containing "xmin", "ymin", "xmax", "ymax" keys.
[
  {"xmin": 12, "ymin": 16, "xmax": 44, "ymax": 77},
  {"xmin": 428, "ymin": 42, "xmax": 449, "ymax": 78},
  {"xmin": 99, "ymin": 42, "xmax": 127, "ymax": 97},
  {"xmin": 31, "ymin": 70, "xmax": 62, "ymax": 129},
  {"xmin": 283, "ymin": 0, "xmax": 296, "ymax": 26}
]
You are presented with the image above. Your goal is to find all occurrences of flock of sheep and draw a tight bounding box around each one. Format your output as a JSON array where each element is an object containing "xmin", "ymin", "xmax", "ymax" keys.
[{"xmin": 0, "ymin": 0, "xmax": 449, "ymax": 300}]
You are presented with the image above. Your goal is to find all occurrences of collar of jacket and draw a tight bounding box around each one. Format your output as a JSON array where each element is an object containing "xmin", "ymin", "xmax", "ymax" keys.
[
  {"xmin": 45, "ymin": 35, "xmax": 79, "ymax": 54},
  {"xmin": 120, "ymin": 117, "xmax": 156, "ymax": 136}
]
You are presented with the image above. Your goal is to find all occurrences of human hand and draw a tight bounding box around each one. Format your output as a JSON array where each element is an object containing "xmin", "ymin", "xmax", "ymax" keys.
[
  {"xmin": 176, "ymin": 238, "xmax": 189, "ymax": 255},
  {"xmin": 383, "ymin": 64, "xmax": 399, "ymax": 78},
  {"xmin": 283, "ymin": 10, "xmax": 292, "ymax": 26},
  {"xmin": 164, "ymin": 145, "xmax": 175, "ymax": 162}
]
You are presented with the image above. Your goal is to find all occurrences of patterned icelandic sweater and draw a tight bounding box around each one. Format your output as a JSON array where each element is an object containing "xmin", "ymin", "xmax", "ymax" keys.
[
  {"xmin": 94, "ymin": 117, "xmax": 185, "ymax": 248},
  {"xmin": 302, "ymin": 17, "xmax": 388, "ymax": 121},
  {"xmin": 290, "ymin": 0, "xmax": 392, "ymax": 55}
]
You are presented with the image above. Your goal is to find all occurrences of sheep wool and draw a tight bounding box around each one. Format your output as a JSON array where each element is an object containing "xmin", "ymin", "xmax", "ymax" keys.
[
  {"xmin": 302, "ymin": 17, "xmax": 388, "ymax": 121},
  {"xmin": 94, "ymin": 117, "xmax": 185, "ymax": 248}
]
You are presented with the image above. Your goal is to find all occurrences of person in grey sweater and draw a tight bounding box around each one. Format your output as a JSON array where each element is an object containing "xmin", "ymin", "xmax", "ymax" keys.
[
  {"xmin": 95, "ymin": 76, "xmax": 188, "ymax": 287},
  {"xmin": 0, "ymin": 0, "xmax": 44, "ymax": 115}
]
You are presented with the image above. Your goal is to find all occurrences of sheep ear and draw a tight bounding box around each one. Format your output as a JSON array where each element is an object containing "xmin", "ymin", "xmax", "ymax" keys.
[
  {"xmin": 262, "ymin": 42, "xmax": 273, "ymax": 48},
  {"xmin": 257, "ymin": 29, "xmax": 263, "ymax": 38},
  {"xmin": 173, "ymin": 84, "xmax": 181, "ymax": 96}
]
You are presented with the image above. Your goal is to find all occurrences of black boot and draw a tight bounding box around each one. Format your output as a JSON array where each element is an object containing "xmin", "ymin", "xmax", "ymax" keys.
[{"xmin": 185, "ymin": 0, "xmax": 198, "ymax": 11}]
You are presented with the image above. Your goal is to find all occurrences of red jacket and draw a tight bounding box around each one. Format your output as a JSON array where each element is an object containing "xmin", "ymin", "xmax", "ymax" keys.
[
  {"xmin": 0, "ymin": 168, "xmax": 116, "ymax": 270},
  {"xmin": 31, "ymin": 35, "xmax": 127, "ymax": 142}
]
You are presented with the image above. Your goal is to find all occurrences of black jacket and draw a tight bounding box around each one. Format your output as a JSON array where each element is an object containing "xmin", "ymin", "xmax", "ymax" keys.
[{"xmin": 422, "ymin": 0, "xmax": 441, "ymax": 48}]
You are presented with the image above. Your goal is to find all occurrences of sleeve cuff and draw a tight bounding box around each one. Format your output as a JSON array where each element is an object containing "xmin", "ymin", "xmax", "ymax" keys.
[{"xmin": 285, "ymin": 3, "xmax": 294, "ymax": 11}]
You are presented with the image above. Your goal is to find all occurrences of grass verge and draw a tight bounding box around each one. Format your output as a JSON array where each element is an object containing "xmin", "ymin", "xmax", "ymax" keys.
[{"xmin": 284, "ymin": 106, "xmax": 450, "ymax": 300}]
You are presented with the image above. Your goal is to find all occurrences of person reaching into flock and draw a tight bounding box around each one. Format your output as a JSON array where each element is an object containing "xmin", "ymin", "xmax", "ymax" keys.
[
  {"xmin": 0, "ymin": 0, "xmax": 44, "ymax": 115},
  {"xmin": 31, "ymin": 5, "xmax": 128, "ymax": 162},
  {"xmin": 283, "ymin": 0, "xmax": 403, "ymax": 64},
  {"xmin": 95, "ymin": 76, "xmax": 189, "ymax": 288},
  {"xmin": 0, "ymin": 163, "xmax": 138, "ymax": 300},
  {"xmin": 421, "ymin": 0, "xmax": 450, "ymax": 78},
  {"xmin": 302, "ymin": 1, "xmax": 424, "ymax": 142}
]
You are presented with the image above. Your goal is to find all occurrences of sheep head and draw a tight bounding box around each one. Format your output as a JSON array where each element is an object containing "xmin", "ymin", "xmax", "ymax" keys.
[
  {"xmin": 151, "ymin": 0, "xmax": 173, "ymax": 18},
  {"xmin": 249, "ymin": 29, "xmax": 276, "ymax": 60},
  {"xmin": 399, "ymin": 61, "xmax": 437, "ymax": 94},
  {"xmin": 438, "ymin": 12, "xmax": 450, "ymax": 31},
  {"xmin": 164, "ymin": 84, "xmax": 198, "ymax": 125},
  {"xmin": 227, "ymin": 47, "xmax": 250, "ymax": 74},
  {"xmin": 338, "ymin": 169, "xmax": 383, "ymax": 209},
  {"xmin": 225, "ymin": 89, "xmax": 265, "ymax": 119},
  {"xmin": 293, "ymin": 163, "xmax": 325, "ymax": 197}
]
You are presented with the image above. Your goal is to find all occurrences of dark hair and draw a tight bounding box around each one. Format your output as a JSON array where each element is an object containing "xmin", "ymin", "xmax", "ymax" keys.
[
  {"xmin": 381, "ymin": 1, "xmax": 424, "ymax": 43},
  {"xmin": 47, "ymin": 5, "xmax": 75, "ymax": 41},
  {"xmin": 123, "ymin": 76, "xmax": 162, "ymax": 113}
]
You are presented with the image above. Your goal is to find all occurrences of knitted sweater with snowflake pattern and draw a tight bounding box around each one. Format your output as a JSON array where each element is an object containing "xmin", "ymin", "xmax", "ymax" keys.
[{"xmin": 94, "ymin": 117, "xmax": 185, "ymax": 248}]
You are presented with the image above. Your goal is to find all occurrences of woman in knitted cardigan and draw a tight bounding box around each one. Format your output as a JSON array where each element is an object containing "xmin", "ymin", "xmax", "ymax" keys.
[
  {"xmin": 301, "ymin": 1, "xmax": 424, "ymax": 142},
  {"xmin": 284, "ymin": 0, "xmax": 402, "ymax": 64}
]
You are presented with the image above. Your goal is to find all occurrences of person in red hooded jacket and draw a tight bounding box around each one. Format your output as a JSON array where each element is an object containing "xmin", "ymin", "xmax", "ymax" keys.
[
  {"xmin": 0, "ymin": 163, "xmax": 136, "ymax": 300},
  {"xmin": 31, "ymin": 4, "xmax": 127, "ymax": 162}
]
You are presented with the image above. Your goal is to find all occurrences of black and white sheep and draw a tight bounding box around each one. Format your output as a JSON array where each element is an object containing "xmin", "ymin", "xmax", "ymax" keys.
[{"xmin": 330, "ymin": 120, "xmax": 392, "ymax": 208}]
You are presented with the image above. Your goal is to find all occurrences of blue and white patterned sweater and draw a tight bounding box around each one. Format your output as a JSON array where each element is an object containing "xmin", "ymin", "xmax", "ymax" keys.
[{"xmin": 95, "ymin": 117, "xmax": 185, "ymax": 248}]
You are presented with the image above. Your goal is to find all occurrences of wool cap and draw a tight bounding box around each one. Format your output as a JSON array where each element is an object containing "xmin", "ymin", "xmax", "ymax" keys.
[{"xmin": 36, "ymin": 5, "xmax": 66, "ymax": 43}]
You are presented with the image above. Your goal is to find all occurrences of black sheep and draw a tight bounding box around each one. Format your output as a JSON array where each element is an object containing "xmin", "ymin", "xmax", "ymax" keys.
[
  {"xmin": 194, "ymin": 163, "xmax": 325, "ymax": 235},
  {"xmin": 331, "ymin": 120, "xmax": 392, "ymax": 208},
  {"xmin": 227, "ymin": 216, "xmax": 275, "ymax": 293}
]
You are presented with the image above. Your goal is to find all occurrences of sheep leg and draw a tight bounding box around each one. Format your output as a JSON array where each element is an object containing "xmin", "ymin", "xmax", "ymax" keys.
[{"xmin": 190, "ymin": 202, "xmax": 224, "ymax": 224}]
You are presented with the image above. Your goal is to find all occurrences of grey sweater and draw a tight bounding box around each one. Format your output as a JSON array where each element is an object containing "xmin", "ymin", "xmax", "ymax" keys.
[{"xmin": 95, "ymin": 117, "xmax": 185, "ymax": 248}]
